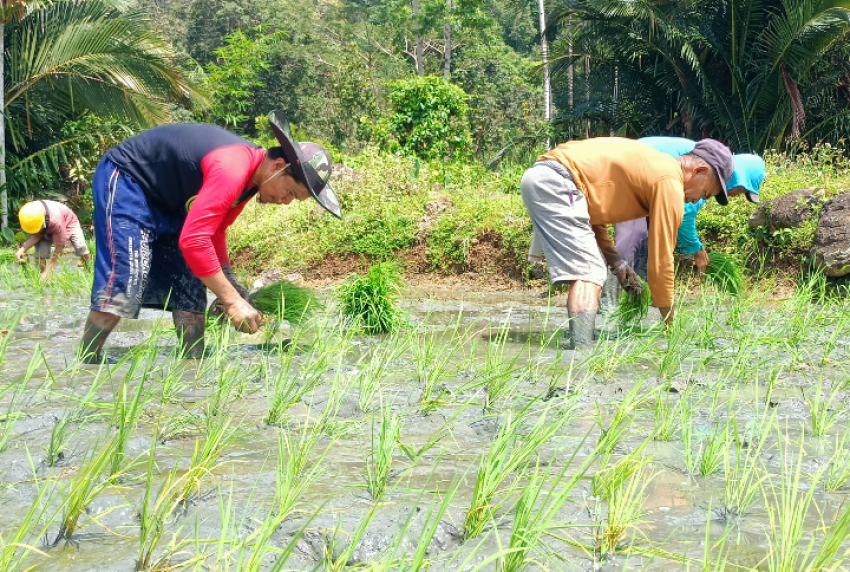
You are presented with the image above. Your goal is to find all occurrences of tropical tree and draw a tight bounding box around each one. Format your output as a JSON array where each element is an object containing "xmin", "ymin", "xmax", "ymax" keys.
[
  {"xmin": 3, "ymin": 0, "xmax": 196, "ymax": 226},
  {"xmin": 547, "ymin": 0, "xmax": 850, "ymax": 152}
]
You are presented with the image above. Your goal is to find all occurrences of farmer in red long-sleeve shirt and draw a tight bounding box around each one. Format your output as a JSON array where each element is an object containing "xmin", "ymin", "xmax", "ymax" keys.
[{"xmin": 81, "ymin": 111, "xmax": 341, "ymax": 362}]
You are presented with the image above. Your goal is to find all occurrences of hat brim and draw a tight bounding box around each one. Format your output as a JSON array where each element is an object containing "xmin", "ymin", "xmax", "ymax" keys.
[
  {"xmin": 746, "ymin": 191, "xmax": 760, "ymax": 204},
  {"xmin": 714, "ymin": 188, "xmax": 729, "ymax": 206},
  {"xmin": 268, "ymin": 111, "xmax": 342, "ymax": 219}
]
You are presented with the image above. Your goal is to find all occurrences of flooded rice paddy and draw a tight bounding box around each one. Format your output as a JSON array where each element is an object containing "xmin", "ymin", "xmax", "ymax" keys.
[{"xmin": 2, "ymin": 263, "xmax": 850, "ymax": 572}]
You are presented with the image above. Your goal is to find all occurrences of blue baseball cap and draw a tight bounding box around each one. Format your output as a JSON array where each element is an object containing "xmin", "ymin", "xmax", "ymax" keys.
[{"xmin": 728, "ymin": 154, "xmax": 765, "ymax": 204}]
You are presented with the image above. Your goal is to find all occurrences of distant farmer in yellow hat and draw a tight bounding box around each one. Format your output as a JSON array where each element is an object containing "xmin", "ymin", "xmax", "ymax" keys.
[{"xmin": 16, "ymin": 200, "xmax": 91, "ymax": 280}]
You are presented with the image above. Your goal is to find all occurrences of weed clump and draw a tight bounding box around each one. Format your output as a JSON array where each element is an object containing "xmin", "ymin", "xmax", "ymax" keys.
[
  {"xmin": 705, "ymin": 252, "xmax": 744, "ymax": 295},
  {"xmin": 337, "ymin": 262, "xmax": 404, "ymax": 334},
  {"xmin": 249, "ymin": 280, "xmax": 318, "ymax": 325},
  {"xmin": 614, "ymin": 279, "xmax": 651, "ymax": 329}
]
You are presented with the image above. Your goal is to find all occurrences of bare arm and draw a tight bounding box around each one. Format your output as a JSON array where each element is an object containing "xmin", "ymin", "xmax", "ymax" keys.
[
  {"xmin": 16, "ymin": 233, "xmax": 42, "ymax": 261},
  {"xmin": 40, "ymin": 242, "xmax": 64, "ymax": 279}
]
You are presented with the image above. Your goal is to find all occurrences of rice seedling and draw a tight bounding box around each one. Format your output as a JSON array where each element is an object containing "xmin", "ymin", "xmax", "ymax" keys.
[
  {"xmin": 55, "ymin": 435, "xmax": 122, "ymax": 544},
  {"xmin": 398, "ymin": 405, "xmax": 466, "ymax": 463},
  {"xmin": 501, "ymin": 444, "xmax": 593, "ymax": 572},
  {"xmin": 411, "ymin": 323, "xmax": 470, "ymax": 411},
  {"xmin": 802, "ymin": 375, "xmax": 847, "ymax": 437},
  {"xmin": 276, "ymin": 418, "xmax": 334, "ymax": 520},
  {"xmin": 110, "ymin": 368, "xmax": 148, "ymax": 476},
  {"xmin": 368, "ymin": 477, "xmax": 463, "ymax": 572},
  {"xmin": 825, "ymin": 426, "xmax": 850, "ymax": 491},
  {"xmin": 463, "ymin": 404, "xmax": 566, "ymax": 540},
  {"xmin": 365, "ymin": 402, "xmax": 400, "ymax": 499},
  {"xmin": 176, "ymin": 414, "xmax": 240, "ymax": 507},
  {"xmin": 594, "ymin": 458, "xmax": 654, "ymax": 556},
  {"xmin": 720, "ymin": 416, "xmax": 773, "ymax": 520},
  {"xmin": 321, "ymin": 501, "xmax": 383, "ymax": 572},
  {"xmin": 760, "ymin": 428, "xmax": 850, "ymax": 572},
  {"xmin": 355, "ymin": 335, "xmax": 408, "ymax": 413},
  {"xmin": 595, "ymin": 378, "xmax": 647, "ymax": 455},
  {"xmin": 705, "ymin": 252, "xmax": 744, "ymax": 295},
  {"xmin": 683, "ymin": 417, "xmax": 730, "ymax": 478},
  {"xmin": 0, "ymin": 378, "xmax": 27, "ymax": 453},
  {"xmin": 0, "ymin": 464, "xmax": 58, "ymax": 571},
  {"xmin": 337, "ymin": 261, "xmax": 404, "ymax": 334},
  {"xmin": 613, "ymin": 278, "xmax": 651, "ymax": 330},
  {"xmin": 136, "ymin": 437, "xmax": 184, "ymax": 572},
  {"xmin": 652, "ymin": 388, "xmax": 684, "ymax": 442},
  {"xmin": 0, "ymin": 309, "xmax": 23, "ymax": 367},
  {"xmin": 545, "ymin": 352, "xmax": 576, "ymax": 400},
  {"xmin": 45, "ymin": 408, "xmax": 75, "ymax": 467},
  {"xmin": 474, "ymin": 320, "xmax": 523, "ymax": 412},
  {"xmin": 592, "ymin": 440, "xmax": 652, "ymax": 502},
  {"xmin": 249, "ymin": 279, "xmax": 318, "ymax": 325}
]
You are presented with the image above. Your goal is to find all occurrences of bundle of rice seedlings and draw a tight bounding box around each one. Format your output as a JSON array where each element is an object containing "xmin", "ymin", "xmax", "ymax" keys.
[
  {"xmin": 614, "ymin": 278, "xmax": 651, "ymax": 329},
  {"xmin": 337, "ymin": 262, "xmax": 403, "ymax": 334},
  {"xmin": 249, "ymin": 280, "xmax": 318, "ymax": 325},
  {"xmin": 705, "ymin": 252, "xmax": 743, "ymax": 295}
]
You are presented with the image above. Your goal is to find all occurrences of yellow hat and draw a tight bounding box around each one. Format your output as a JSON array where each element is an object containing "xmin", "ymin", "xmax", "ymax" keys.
[{"xmin": 18, "ymin": 202, "xmax": 46, "ymax": 234}]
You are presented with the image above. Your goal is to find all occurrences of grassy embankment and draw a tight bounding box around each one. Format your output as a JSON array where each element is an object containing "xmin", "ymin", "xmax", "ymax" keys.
[{"xmin": 228, "ymin": 145, "xmax": 850, "ymax": 288}]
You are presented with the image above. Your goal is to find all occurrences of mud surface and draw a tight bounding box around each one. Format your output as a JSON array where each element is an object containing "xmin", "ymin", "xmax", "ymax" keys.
[{"xmin": 2, "ymin": 262, "xmax": 850, "ymax": 571}]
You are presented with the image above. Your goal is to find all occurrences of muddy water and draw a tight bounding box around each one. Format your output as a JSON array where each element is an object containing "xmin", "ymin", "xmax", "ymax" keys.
[{"xmin": 1, "ymin": 272, "xmax": 850, "ymax": 571}]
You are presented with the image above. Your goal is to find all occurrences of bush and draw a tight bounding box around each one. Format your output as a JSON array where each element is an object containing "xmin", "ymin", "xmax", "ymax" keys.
[{"xmin": 386, "ymin": 76, "xmax": 473, "ymax": 161}]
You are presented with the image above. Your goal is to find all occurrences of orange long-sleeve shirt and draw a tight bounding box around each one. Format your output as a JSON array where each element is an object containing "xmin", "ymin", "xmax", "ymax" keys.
[{"xmin": 540, "ymin": 137, "xmax": 685, "ymax": 307}]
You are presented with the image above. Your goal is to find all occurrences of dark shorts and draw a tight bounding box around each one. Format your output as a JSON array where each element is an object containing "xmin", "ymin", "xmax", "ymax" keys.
[{"xmin": 90, "ymin": 157, "xmax": 207, "ymax": 318}]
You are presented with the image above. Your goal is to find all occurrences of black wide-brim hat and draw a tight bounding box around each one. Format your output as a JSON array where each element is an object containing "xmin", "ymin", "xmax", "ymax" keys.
[{"xmin": 268, "ymin": 110, "xmax": 342, "ymax": 219}]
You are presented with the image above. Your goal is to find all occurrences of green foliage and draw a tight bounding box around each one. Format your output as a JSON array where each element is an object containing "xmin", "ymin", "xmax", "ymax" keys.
[
  {"xmin": 4, "ymin": 0, "xmax": 195, "ymax": 206},
  {"xmin": 201, "ymin": 28, "xmax": 282, "ymax": 130},
  {"xmin": 386, "ymin": 77, "xmax": 473, "ymax": 160},
  {"xmin": 549, "ymin": 0, "xmax": 850, "ymax": 150},
  {"xmin": 249, "ymin": 280, "xmax": 318, "ymax": 325},
  {"xmin": 337, "ymin": 262, "xmax": 404, "ymax": 334},
  {"xmin": 706, "ymin": 253, "xmax": 744, "ymax": 295}
]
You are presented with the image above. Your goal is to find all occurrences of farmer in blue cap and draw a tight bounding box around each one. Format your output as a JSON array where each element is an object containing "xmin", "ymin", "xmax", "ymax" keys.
[{"xmin": 608, "ymin": 138, "xmax": 764, "ymax": 284}]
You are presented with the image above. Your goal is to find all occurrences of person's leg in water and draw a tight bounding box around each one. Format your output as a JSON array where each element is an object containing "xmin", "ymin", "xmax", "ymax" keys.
[
  {"xmin": 173, "ymin": 310, "xmax": 205, "ymax": 358},
  {"xmin": 567, "ymin": 280, "xmax": 602, "ymax": 349},
  {"xmin": 81, "ymin": 310, "xmax": 121, "ymax": 363}
]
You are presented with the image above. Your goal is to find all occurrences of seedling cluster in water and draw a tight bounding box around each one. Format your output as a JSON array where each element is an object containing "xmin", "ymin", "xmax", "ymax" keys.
[{"xmin": 1, "ymin": 262, "xmax": 850, "ymax": 571}]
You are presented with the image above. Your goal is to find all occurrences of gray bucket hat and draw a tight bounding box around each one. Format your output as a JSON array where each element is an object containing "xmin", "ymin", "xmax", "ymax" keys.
[
  {"xmin": 268, "ymin": 110, "xmax": 342, "ymax": 219},
  {"xmin": 691, "ymin": 139, "xmax": 734, "ymax": 206}
]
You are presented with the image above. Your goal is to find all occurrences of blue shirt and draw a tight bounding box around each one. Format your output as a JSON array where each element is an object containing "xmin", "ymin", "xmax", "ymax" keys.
[{"xmin": 637, "ymin": 137, "xmax": 703, "ymax": 255}]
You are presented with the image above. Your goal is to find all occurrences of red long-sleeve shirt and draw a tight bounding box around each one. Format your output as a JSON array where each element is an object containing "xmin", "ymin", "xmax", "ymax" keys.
[{"xmin": 178, "ymin": 144, "xmax": 265, "ymax": 277}]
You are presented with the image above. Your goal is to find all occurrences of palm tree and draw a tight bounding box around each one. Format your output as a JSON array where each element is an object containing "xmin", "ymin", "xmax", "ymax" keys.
[
  {"xmin": 2, "ymin": 0, "xmax": 196, "ymax": 228},
  {"xmin": 547, "ymin": 0, "xmax": 850, "ymax": 151}
]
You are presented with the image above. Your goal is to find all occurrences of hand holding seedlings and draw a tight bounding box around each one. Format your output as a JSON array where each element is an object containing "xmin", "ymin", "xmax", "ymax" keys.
[{"xmin": 693, "ymin": 248, "xmax": 709, "ymax": 275}]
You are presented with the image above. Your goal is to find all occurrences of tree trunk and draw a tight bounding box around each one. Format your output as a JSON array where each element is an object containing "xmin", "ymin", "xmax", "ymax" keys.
[
  {"xmin": 1, "ymin": 21, "xmax": 6, "ymax": 230},
  {"xmin": 444, "ymin": 0, "xmax": 451, "ymax": 80},
  {"xmin": 584, "ymin": 55, "xmax": 591, "ymax": 138},
  {"xmin": 413, "ymin": 0, "xmax": 424, "ymax": 76},
  {"xmin": 538, "ymin": 0, "xmax": 551, "ymax": 148}
]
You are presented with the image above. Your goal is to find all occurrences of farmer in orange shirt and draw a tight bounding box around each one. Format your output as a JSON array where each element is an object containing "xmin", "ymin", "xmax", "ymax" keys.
[{"xmin": 521, "ymin": 138, "xmax": 733, "ymax": 348}]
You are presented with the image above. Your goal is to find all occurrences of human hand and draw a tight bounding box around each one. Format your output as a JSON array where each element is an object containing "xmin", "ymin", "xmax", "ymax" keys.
[
  {"xmin": 613, "ymin": 260, "xmax": 642, "ymax": 295},
  {"xmin": 658, "ymin": 305, "xmax": 675, "ymax": 326},
  {"xmin": 225, "ymin": 297, "xmax": 262, "ymax": 333},
  {"xmin": 40, "ymin": 269, "xmax": 52, "ymax": 281},
  {"xmin": 15, "ymin": 248, "xmax": 25, "ymax": 263},
  {"xmin": 693, "ymin": 249, "xmax": 709, "ymax": 275}
]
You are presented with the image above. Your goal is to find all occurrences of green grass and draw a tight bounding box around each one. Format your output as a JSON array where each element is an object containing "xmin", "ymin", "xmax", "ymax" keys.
[{"xmin": 337, "ymin": 261, "xmax": 404, "ymax": 334}]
